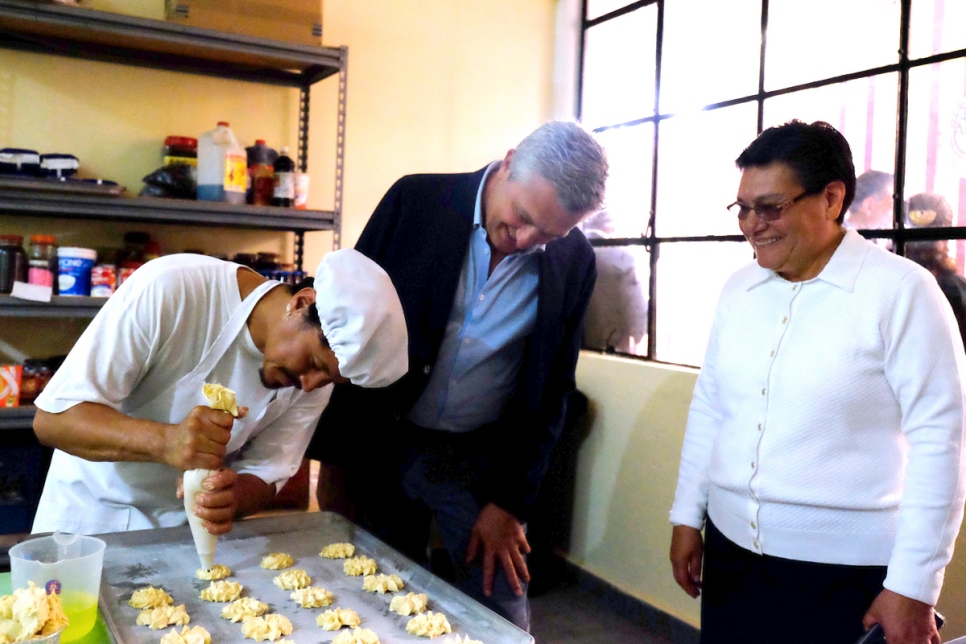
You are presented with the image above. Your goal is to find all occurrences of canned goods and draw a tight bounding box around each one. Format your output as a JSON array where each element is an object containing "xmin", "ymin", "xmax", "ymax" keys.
[
  {"xmin": 119, "ymin": 266, "xmax": 138, "ymax": 286},
  {"xmin": 91, "ymin": 265, "xmax": 116, "ymax": 297}
]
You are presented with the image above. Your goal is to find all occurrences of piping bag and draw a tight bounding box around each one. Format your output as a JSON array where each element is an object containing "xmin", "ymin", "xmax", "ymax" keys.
[{"xmin": 184, "ymin": 383, "xmax": 241, "ymax": 571}]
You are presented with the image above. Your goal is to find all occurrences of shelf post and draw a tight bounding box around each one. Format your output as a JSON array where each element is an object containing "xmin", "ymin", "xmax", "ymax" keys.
[{"xmin": 333, "ymin": 45, "xmax": 348, "ymax": 251}]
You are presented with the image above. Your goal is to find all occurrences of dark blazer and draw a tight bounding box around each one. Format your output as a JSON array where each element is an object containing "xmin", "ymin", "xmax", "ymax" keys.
[{"xmin": 307, "ymin": 167, "xmax": 597, "ymax": 522}]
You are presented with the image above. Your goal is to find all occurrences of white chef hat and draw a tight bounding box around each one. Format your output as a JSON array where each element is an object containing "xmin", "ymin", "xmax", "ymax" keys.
[{"xmin": 313, "ymin": 249, "xmax": 409, "ymax": 388}]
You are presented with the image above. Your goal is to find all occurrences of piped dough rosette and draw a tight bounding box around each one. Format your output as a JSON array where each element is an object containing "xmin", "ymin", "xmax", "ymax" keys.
[
  {"xmin": 240, "ymin": 614, "xmax": 293, "ymax": 642},
  {"xmin": 136, "ymin": 604, "xmax": 190, "ymax": 630},
  {"xmin": 260, "ymin": 553, "xmax": 293, "ymax": 570},
  {"xmin": 331, "ymin": 627, "xmax": 380, "ymax": 644},
  {"xmin": 361, "ymin": 574, "xmax": 403, "ymax": 594},
  {"xmin": 200, "ymin": 580, "xmax": 243, "ymax": 602},
  {"xmin": 290, "ymin": 586, "xmax": 333, "ymax": 608},
  {"xmin": 272, "ymin": 570, "xmax": 310, "ymax": 591},
  {"xmin": 221, "ymin": 598, "xmax": 269, "ymax": 623},
  {"xmin": 319, "ymin": 543, "xmax": 355, "ymax": 559},
  {"xmin": 342, "ymin": 556, "xmax": 376, "ymax": 576},
  {"xmin": 315, "ymin": 608, "xmax": 360, "ymax": 631},
  {"xmin": 159, "ymin": 626, "xmax": 210, "ymax": 644},
  {"xmin": 389, "ymin": 592, "xmax": 428, "ymax": 616},
  {"xmin": 129, "ymin": 587, "xmax": 174, "ymax": 609},
  {"xmin": 195, "ymin": 565, "xmax": 231, "ymax": 581},
  {"xmin": 202, "ymin": 383, "xmax": 239, "ymax": 416},
  {"xmin": 406, "ymin": 611, "xmax": 452, "ymax": 638}
]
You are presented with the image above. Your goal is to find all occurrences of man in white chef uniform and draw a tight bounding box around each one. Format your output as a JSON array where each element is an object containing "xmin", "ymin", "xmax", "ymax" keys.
[{"xmin": 31, "ymin": 249, "xmax": 408, "ymax": 535}]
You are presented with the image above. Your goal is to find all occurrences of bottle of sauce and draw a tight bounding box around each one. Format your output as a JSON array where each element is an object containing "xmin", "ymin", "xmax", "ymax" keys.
[
  {"xmin": 246, "ymin": 140, "xmax": 276, "ymax": 206},
  {"xmin": 272, "ymin": 147, "xmax": 296, "ymax": 208}
]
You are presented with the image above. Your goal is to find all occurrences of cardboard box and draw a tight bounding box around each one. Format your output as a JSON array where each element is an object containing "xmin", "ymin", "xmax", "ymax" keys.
[
  {"xmin": 165, "ymin": 0, "xmax": 323, "ymax": 47},
  {"xmin": 0, "ymin": 365, "xmax": 22, "ymax": 408}
]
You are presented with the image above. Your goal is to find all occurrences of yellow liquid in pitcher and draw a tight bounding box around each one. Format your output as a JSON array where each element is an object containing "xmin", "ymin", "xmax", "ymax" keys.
[{"xmin": 59, "ymin": 591, "xmax": 98, "ymax": 642}]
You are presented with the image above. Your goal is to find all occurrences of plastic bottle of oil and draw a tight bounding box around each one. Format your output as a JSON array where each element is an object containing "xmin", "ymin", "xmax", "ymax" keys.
[{"xmin": 197, "ymin": 121, "xmax": 246, "ymax": 204}]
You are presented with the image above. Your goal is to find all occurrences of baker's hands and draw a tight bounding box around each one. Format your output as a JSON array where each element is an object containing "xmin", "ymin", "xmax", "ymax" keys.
[
  {"xmin": 862, "ymin": 589, "xmax": 940, "ymax": 644},
  {"xmin": 670, "ymin": 524, "xmax": 704, "ymax": 598},
  {"xmin": 163, "ymin": 406, "xmax": 248, "ymax": 470},
  {"xmin": 466, "ymin": 503, "xmax": 531, "ymax": 597},
  {"xmin": 176, "ymin": 468, "xmax": 240, "ymax": 535}
]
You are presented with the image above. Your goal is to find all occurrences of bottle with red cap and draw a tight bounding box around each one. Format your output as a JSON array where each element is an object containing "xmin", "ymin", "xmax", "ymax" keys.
[{"xmin": 197, "ymin": 121, "xmax": 246, "ymax": 204}]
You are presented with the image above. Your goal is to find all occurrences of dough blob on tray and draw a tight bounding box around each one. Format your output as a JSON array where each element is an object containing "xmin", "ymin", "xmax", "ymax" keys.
[
  {"xmin": 343, "ymin": 556, "xmax": 377, "ymax": 576},
  {"xmin": 289, "ymin": 586, "xmax": 333, "ymax": 608},
  {"xmin": 331, "ymin": 627, "xmax": 380, "ymax": 644},
  {"xmin": 221, "ymin": 598, "xmax": 269, "ymax": 623},
  {"xmin": 272, "ymin": 570, "xmax": 310, "ymax": 590},
  {"xmin": 319, "ymin": 543, "xmax": 355, "ymax": 559},
  {"xmin": 129, "ymin": 587, "xmax": 173, "ymax": 609},
  {"xmin": 241, "ymin": 614, "xmax": 293, "ymax": 642},
  {"xmin": 159, "ymin": 625, "xmax": 210, "ymax": 644},
  {"xmin": 315, "ymin": 608, "xmax": 360, "ymax": 631},
  {"xmin": 0, "ymin": 581, "xmax": 69, "ymax": 644},
  {"xmin": 260, "ymin": 553, "xmax": 293, "ymax": 570},
  {"xmin": 406, "ymin": 611, "xmax": 452, "ymax": 638},
  {"xmin": 200, "ymin": 581, "xmax": 243, "ymax": 602},
  {"xmin": 389, "ymin": 592, "xmax": 428, "ymax": 616},
  {"xmin": 195, "ymin": 565, "xmax": 231, "ymax": 581},
  {"xmin": 362, "ymin": 574, "xmax": 404, "ymax": 594},
  {"xmin": 136, "ymin": 604, "xmax": 190, "ymax": 630}
]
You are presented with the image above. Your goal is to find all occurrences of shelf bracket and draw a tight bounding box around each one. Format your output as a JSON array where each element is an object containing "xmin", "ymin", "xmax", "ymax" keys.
[
  {"xmin": 294, "ymin": 231, "xmax": 305, "ymax": 273},
  {"xmin": 333, "ymin": 45, "xmax": 348, "ymax": 251}
]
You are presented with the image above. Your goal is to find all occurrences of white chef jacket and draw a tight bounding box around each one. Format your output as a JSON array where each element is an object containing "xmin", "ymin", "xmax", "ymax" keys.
[
  {"xmin": 670, "ymin": 230, "xmax": 966, "ymax": 605},
  {"xmin": 33, "ymin": 255, "xmax": 330, "ymax": 534}
]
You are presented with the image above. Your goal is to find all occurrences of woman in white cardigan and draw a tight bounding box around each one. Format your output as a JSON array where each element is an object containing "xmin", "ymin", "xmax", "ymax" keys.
[{"xmin": 669, "ymin": 120, "xmax": 966, "ymax": 644}]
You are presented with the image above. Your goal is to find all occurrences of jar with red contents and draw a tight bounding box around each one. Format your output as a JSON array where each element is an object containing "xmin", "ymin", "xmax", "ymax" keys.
[{"xmin": 27, "ymin": 234, "xmax": 58, "ymax": 291}]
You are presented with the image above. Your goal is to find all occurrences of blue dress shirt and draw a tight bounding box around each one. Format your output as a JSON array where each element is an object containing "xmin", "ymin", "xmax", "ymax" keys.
[{"xmin": 408, "ymin": 162, "xmax": 543, "ymax": 432}]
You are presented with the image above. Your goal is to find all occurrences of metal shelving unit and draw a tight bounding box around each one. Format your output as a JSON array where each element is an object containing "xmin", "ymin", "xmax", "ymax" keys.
[
  {"xmin": 0, "ymin": 406, "xmax": 35, "ymax": 430},
  {"xmin": 0, "ymin": 0, "xmax": 349, "ymax": 265}
]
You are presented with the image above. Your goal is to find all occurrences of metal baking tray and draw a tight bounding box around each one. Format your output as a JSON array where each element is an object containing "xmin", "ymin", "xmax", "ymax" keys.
[{"xmin": 97, "ymin": 512, "xmax": 532, "ymax": 644}]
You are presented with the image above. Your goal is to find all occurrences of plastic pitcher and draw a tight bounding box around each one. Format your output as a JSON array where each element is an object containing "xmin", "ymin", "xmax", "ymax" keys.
[
  {"xmin": 9, "ymin": 533, "xmax": 106, "ymax": 643},
  {"xmin": 197, "ymin": 121, "xmax": 246, "ymax": 204}
]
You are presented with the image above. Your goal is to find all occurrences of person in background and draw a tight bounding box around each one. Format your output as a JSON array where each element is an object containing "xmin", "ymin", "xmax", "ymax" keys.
[
  {"xmin": 669, "ymin": 120, "xmax": 966, "ymax": 644},
  {"xmin": 306, "ymin": 121, "xmax": 607, "ymax": 631},
  {"xmin": 581, "ymin": 209, "xmax": 648, "ymax": 354},
  {"xmin": 846, "ymin": 169, "xmax": 893, "ymax": 231},
  {"xmin": 905, "ymin": 191, "xmax": 966, "ymax": 345},
  {"xmin": 32, "ymin": 249, "xmax": 408, "ymax": 535}
]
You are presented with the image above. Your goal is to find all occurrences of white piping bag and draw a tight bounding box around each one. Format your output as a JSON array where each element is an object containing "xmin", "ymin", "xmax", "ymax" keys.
[{"xmin": 184, "ymin": 383, "xmax": 241, "ymax": 571}]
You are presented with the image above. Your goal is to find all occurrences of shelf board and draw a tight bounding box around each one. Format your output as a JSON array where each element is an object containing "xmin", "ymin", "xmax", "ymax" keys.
[
  {"xmin": 0, "ymin": 406, "xmax": 36, "ymax": 430},
  {"xmin": 0, "ymin": 0, "xmax": 344, "ymax": 87},
  {"xmin": 0, "ymin": 294, "xmax": 105, "ymax": 318},
  {"xmin": 0, "ymin": 190, "xmax": 336, "ymax": 231}
]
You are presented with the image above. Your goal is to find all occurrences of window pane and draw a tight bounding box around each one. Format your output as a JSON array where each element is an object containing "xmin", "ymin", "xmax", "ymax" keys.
[
  {"xmin": 904, "ymin": 60, "xmax": 966, "ymax": 231},
  {"xmin": 660, "ymin": 0, "xmax": 761, "ymax": 113},
  {"xmin": 586, "ymin": 0, "xmax": 637, "ymax": 21},
  {"xmin": 595, "ymin": 123, "xmax": 654, "ymax": 238},
  {"xmin": 904, "ymin": 240, "xmax": 966, "ymax": 347},
  {"xmin": 763, "ymin": 74, "xmax": 899, "ymax": 230},
  {"xmin": 910, "ymin": 0, "xmax": 966, "ymax": 59},
  {"xmin": 581, "ymin": 243, "xmax": 650, "ymax": 356},
  {"xmin": 581, "ymin": 6, "xmax": 656, "ymax": 129},
  {"xmin": 656, "ymin": 102, "xmax": 758, "ymax": 237},
  {"xmin": 765, "ymin": 0, "xmax": 899, "ymax": 90},
  {"xmin": 655, "ymin": 241, "xmax": 752, "ymax": 366}
]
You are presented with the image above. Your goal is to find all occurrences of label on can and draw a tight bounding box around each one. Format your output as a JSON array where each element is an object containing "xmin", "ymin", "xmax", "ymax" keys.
[
  {"xmin": 119, "ymin": 266, "xmax": 138, "ymax": 286},
  {"xmin": 91, "ymin": 265, "xmax": 116, "ymax": 297},
  {"xmin": 274, "ymin": 171, "xmax": 295, "ymax": 199}
]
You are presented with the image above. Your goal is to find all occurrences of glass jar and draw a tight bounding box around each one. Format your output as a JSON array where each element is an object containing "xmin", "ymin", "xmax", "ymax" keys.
[
  {"xmin": 27, "ymin": 234, "xmax": 57, "ymax": 291},
  {"xmin": 0, "ymin": 234, "xmax": 27, "ymax": 294},
  {"xmin": 19, "ymin": 359, "xmax": 54, "ymax": 405}
]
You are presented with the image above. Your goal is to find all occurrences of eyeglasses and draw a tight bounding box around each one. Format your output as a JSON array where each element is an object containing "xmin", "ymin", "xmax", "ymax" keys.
[{"xmin": 726, "ymin": 190, "xmax": 812, "ymax": 221}]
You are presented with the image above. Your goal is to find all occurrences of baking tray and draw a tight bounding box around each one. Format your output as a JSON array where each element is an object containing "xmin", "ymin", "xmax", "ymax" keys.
[{"xmin": 97, "ymin": 512, "xmax": 532, "ymax": 644}]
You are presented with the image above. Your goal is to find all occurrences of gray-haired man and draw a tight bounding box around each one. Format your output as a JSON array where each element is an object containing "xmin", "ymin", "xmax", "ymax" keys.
[{"xmin": 307, "ymin": 121, "xmax": 608, "ymax": 630}]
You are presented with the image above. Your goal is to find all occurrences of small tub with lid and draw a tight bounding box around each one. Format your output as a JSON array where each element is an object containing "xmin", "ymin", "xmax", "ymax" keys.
[{"xmin": 58, "ymin": 247, "xmax": 98, "ymax": 296}]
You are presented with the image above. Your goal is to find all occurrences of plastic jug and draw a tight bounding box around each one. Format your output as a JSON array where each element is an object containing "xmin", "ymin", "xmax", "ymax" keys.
[
  {"xmin": 197, "ymin": 121, "xmax": 246, "ymax": 204},
  {"xmin": 10, "ymin": 533, "xmax": 107, "ymax": 643}
]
